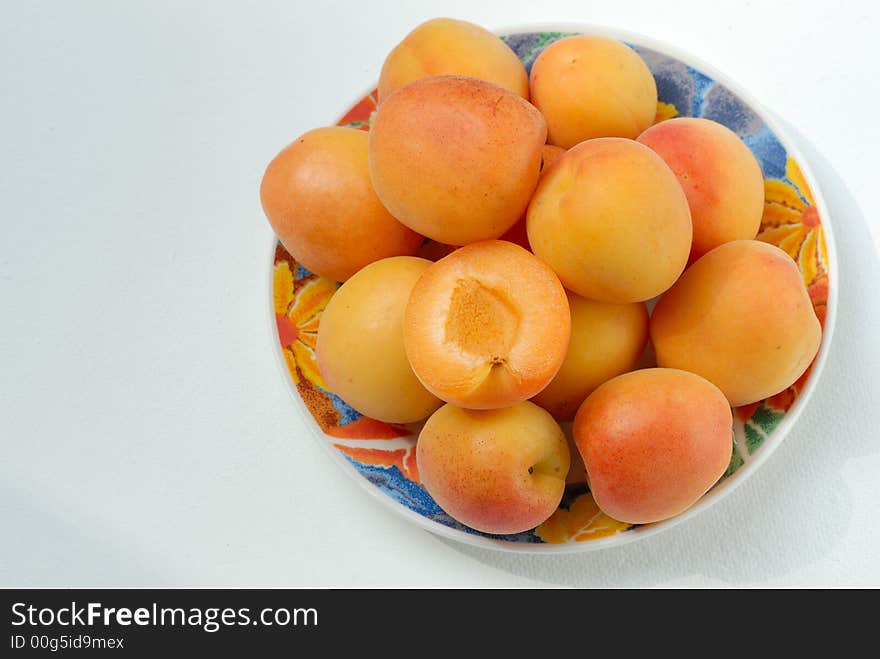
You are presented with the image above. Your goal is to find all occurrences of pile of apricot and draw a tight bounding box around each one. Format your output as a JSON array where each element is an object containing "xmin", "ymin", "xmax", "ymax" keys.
[{"xmin": 261, "ymin": 19, "xmax": 822, "ymax": 535}]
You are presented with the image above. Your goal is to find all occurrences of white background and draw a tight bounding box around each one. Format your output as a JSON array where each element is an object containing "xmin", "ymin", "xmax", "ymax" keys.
[{"xmin": 2, "ymin": 0, "xmax": 878, "ymax": 587}]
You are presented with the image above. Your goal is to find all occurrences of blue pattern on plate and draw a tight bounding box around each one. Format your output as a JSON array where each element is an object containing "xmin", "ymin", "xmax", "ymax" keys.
[
  {"xmin": 326, "ymin": 391, "xmax": 361, "ymax": 426},
  {"xmin": 295, "ymin": 263, "xmax": 312, "ymax": 280}
]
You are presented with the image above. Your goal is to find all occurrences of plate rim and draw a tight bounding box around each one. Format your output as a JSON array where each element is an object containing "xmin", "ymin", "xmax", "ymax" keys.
[{"xmin": 266, "ymin": 22, "xmax": 840, "ymax": 554}]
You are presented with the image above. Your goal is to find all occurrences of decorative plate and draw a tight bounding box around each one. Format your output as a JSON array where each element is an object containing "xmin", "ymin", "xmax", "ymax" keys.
[{"xmin": 268, "ymin": 26, "xmax": 837, "ymax": 552}]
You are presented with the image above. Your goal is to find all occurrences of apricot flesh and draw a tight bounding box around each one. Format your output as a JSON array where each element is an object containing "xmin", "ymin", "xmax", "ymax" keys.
[
  {"xmin": 261, "ymin": 126, "xmax": 422, "ymax": 282},
  {"xmin": 316, "ymin": 256, "xmax": 442, "ymax": 423},
  {"xmin": 417, "ymin": 401, "xmax": 570, "ymax": 534},
  {"xmin": 574, "ymin": 368, "xmax": 733, "ymax": 524},
  {"xmin": 637, "ymin": 117, "xmax": 765, "ymax": 260},
  {"xmin": 378, "ymin": 18, "xmax": 528, "ymax": 102},
  {"xmin": 532, "ymin": 293, "xmax": 649, "ymax": 420},
  {"xmin": 530, "ymin": 35, "xmax": 657, "ymax": 148},
  {"xmin": 369, "ymin": 75, "xmax": 547, "ymax": 245},
  {"xmin": 650, "ymin": 240, "xmax": 822, "ymax": 407},
  {"xmin": 404, "ymin": 240, "xmax": 570, "ymax": 409},
  {"xmin": 527, "ymin": 138, "xmax": 692, "ymax": 303}
]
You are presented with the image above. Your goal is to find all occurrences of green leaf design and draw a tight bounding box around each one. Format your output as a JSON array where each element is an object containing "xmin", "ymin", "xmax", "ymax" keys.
[
  {"xmin": 750, "ymin": 404, "xmax": 785, "ymax": 435},
  {"xmin": 725, "ymin": 441, "xmax": 745, "ymax": 477},
  {"xmin": 744, "ymin": 422, "xmax": 765, "ymax": 455},
  {"xmin": 503, "ymin": 32, "xmax": 578, "ymax": 68}
]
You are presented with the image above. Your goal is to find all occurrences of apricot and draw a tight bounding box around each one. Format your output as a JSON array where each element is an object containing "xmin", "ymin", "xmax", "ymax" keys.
[
  {"xmin": 532, "ymin": 293, "xmax": 649, "ymax": 420},
  {"xmin": 530, "ymin": 35, "xmax": 657, "ymax": 148},
  {"xmin": 315, "ymin": 256, "xmax": 442, "ymax": 423},
  {"xmin": 261, "ymin": 127, "xmax": 422, "ymax": 282},
  {"xmin": 496, "ymin": 216, "xmax": 531, "ymax": 252},
  {"xmin": 416, "ymin": 239, "xmax": 457, "ymax": 262},
  {"xmin": 650, "ymin": 240, "xmax": 822, "ymax": 407},
  {"xmin": 499, "ymin": 144, "xmax": 567, "ymax": 251},
  {"xmin": 369, "ymin": 75, "xmax": 547, "ymax": 245},
  {"xmin": 637, "ymin": 117, "xmax": 765, "ymax": 260},
  {"xmin": 574, "ymin": 368, "xmax": 732, "ymax": 524},
  {"xmin": 404, "ymin": 240, "xmax": 570, "ymax": 409},
  {"xmin": 535, "ymin": 143, "xmax": 567, "ymax": 172},
  {"xmin": 527, "ymin": 138, "xmax": 692, "ymax": 303},
  {"xmin": 417, "ymin": 401, "xmax": 570, "ymax": 534},
  {"xmin": 563, "ymin": 428, "xmax": 588, "ymax": 485},
  {"xmin": 378, "ymin": 18, "xmax": 528, "ymax": 102}
]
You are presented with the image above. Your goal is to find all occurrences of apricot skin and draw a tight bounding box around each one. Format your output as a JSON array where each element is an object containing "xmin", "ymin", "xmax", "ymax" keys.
[
  {"xmin": 532, "ymin": 293, "xmax": 649, "ymax": 421},
  {"xmin": 417, "ymin": 402, "xmax": 570, "ymax": 534},
  {"xmin": 527, "ymin": 138, "xmax": 692, "ymax": 303},
  {"xmin": 499, "ymin": 144, "xmax": 567, "ymax": 251},
  {"xmin": 404, "ymin": 240, "xmax": 570, "ymax": 410},
  {"xmin": 260, "ymin": 127, "xmax": 422, "ymax": 282},
  {"xmin": 530, "ymin": 35, "xmax": 657, "ymax": 148},
  {"xmin": 574, "ymin": 368, "xmax": 733, "ymax": 524},
  {"xmin": 378, "ymin": 18, "xmax": 528, "ymax": 102},
  {"xmin": 369, "ymin": 76, "xmax": 547, "ymax": 246},
  {"xmin": 315, "ymin": 256, "xmax": 442, "ymax": 424},
  {"xmin": 637, "ymin": 118, "xmax": 765, "ymax": 260},
  {"xmin": 650, "ymin": 240, "xmax": 822, "ymax": 407}
]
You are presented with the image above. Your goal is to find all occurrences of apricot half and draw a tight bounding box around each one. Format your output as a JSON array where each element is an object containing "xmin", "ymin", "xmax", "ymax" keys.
[
  {"xmin": 650, "ymin": 240, "xmax": 822, "ymax": 407},
  {"xmin": 316, "ymin": 256, "xmax": 442, "ymax": 423},
  {"xmin": 261, "ymin": 126, "xmax": 422, "ymax": 282},
  {"xmin": 637, "ymin": 117, "xmax": 765, "ymax": 260},
  {"xmin": 532, "ymin": 293, "xmax": 649, "ymax": 420},
  {"xmin": 530, "ymin": 35, "xmax": 657, "ymax": 148},
  {"xmin": 404, "ymin": 240, "xmax": 570, "ymax": 409},
  {"xmin": 378, "ymin": 18, "xmax": 528, "ymax": 102},
  {"xmin": 527, "ymin": 138, "xmax": 692, "ymax": 303},
  {"xmin": 369, "ymin": 75, "xmax": 547, "ymax": 245},
  {"xmin": 417, "ymin": 401, "xmax": 570, "ymax": 534},
  {"xmin": 574, "ymin": 368, "xmax": 733, "ymax": 524}
]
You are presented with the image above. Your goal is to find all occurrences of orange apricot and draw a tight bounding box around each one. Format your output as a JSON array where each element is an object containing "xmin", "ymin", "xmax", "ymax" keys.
[
  {"xmin": 650, "ymin": 240, "xmax": 822, "ymax": 407},
  {"xmin": 574, "ymin": 368, "xmax": 733, "ymax": 524},
  {"xmin": 369, "ymin": 76, "xmax": 547, "ymax": 246},
  {"xmin": 527, "ymin": 137, "xmax": 692, "ymax": 303},
  {"xmin": 417, "ymin": 401, "xmax": 570, "ymax": 534},
  {"xmin": 530, "ymin": 35, "xmax": 657, "ymax": 148},
  {"xmin": 404, "ymin": 240, "xmax": 570, "ymax": 409},
  {"xmin": 637, "ymin": 117, "xmax": 765, "ymax": 260},
  {"xmin": 261, "ymin": 127, "xmax": 422, "ymax": 282},
  {"xmin": 378, "ymin": 18, "xmax": 528, "ymax": 102}
]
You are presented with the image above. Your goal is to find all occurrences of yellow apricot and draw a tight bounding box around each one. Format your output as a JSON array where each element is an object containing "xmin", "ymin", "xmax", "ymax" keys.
[
  {"xmin": 316, "ymin": 256, "xmax": 442, "ymax": 423},
  {"xmin": 378, "ymin": 18, "xmax": 528, "ymax": 102}
]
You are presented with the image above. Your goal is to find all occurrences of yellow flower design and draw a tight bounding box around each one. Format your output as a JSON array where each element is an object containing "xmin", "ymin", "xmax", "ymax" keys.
[
  {"xmin": 757, "ymin": 157, "xmax": 828, "ymax": 295},
  {"xmin": 273, "ymin": 260, "xmax": 338, "ymax": 388},
  {"xmin": 273, "ymin": 261, "xmax": 295, "ymax": 314},
  {"xmin": 653, "ymin": 101, "xmax": 679, "ymax": 124},
  {"xmin": 536, "ymin": 493, "xmax": 631, "ymax": 544}
]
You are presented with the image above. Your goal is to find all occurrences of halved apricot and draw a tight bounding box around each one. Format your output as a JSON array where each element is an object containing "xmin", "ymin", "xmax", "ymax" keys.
[{"xmin": 404, "ymin": 240, "xmax": 570, "ymax": 409}]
